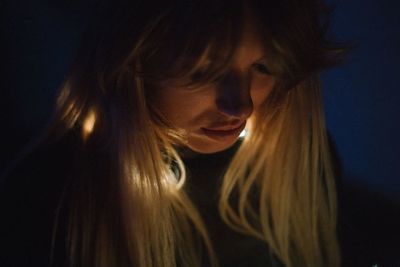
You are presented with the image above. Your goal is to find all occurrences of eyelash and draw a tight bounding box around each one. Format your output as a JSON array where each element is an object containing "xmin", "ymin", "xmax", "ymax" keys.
[
  {"xmin": 189, "ymin": 70, "xmax": 209, "ymax": 83},
  {"xmin": 188, "ymin": 62, "xmax": 272, "ymax": 86},
  {"xmin": 253, "ymin": 63, "xmax": 272, "ymax": 75}
]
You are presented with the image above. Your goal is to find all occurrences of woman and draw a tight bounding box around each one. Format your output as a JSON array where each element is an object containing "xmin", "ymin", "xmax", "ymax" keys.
[{"xmin": 0, "ymin": 0, "xmax": 347, "ymax": 266}]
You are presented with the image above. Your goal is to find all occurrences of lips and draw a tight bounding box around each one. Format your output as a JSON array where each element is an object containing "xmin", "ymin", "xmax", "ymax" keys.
[{"xmin": 201, "ymin": 121, "xmax": 246, "ymax": 140}]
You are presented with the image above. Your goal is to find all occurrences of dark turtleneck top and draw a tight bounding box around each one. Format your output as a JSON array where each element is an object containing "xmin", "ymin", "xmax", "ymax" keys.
[
  {"xmin": 2, "ymin": 130, "xmax": 399, "ymax": 266},
  {"xmin": 0, "ymin": 131, "xmax": 279, "ymax": 267},
  {"xmin": 180, "ymin": 141, "xmax": 280, "ymax": 267}
]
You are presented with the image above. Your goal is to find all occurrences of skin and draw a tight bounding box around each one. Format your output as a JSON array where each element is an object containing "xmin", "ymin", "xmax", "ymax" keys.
[{"xmin": 153, "ymin": 19, "xmax": 275, "ymax": 154}]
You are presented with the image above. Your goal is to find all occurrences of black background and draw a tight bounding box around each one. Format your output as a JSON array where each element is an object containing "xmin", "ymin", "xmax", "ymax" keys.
[{"xmin": 1, "ymin": 0, "xmax": 399, "ymax": 265}]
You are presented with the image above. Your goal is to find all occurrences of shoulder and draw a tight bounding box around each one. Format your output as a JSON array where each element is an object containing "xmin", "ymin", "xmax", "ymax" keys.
[
  {"xmin": 0, "ymin": 129, "xmax": 79, "ymax": 203},
  {"xmin": 0, "ymin": 130, "xmax": 79, "ymax": 266}
]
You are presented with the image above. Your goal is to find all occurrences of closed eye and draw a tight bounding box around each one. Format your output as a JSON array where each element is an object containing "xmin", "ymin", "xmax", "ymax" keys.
[
  {"xmin": 189, "ymin": 69, "xmax": 208, "ymax": 83},
  {"xmin": 252, "ymin": 63, "xmax": 272, "ymax": 75}
]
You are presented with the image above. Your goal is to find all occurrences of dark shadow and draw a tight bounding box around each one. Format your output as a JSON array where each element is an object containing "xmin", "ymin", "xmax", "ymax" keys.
[{"xmin": 338, "ymin": 179, "xmax": 400, "ymax": 267}]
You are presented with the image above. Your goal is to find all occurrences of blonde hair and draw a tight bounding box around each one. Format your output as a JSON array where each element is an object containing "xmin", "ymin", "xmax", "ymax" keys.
[
  {"xmin": 220, "ymin": 77, "xmax": 339, "ymax": 267},
  {"xmin": 45, "ymin": 1, "xmax": 347, "ymax": 266}
]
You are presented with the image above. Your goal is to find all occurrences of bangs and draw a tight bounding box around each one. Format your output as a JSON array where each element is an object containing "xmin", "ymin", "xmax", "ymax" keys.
[
  {"xmin": 135, "ymin": 0, "xmax": 348, "ymax": 91},
  {"xmin": 139, "ymin": 1, "xmax": 245, "ymax": 87},
  {"xmin": 247, "ymin": 0, "xmax": 349, "ymax": 89}
]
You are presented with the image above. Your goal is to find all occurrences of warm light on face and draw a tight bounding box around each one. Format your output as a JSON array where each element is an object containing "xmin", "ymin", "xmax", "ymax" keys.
[{"xmin": 152, "ymin": 18, "xmax": 275, "ymax": 154}]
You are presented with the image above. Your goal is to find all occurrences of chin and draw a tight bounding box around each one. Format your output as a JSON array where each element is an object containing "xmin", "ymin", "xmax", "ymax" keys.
[{"xmin": 186, "ymin": 137, "xmax": 239, "ymax": 154}]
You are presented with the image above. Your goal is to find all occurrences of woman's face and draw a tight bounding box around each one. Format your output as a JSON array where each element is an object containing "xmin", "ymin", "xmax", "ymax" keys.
[{"xmin": 153, "ymin": 20, "xmax": 275, "ymax": 154}]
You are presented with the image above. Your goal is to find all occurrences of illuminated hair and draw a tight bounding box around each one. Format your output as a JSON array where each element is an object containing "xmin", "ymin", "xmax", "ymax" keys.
[{"xmin": 47, "ymin": 0, "xmax": 347, "ymax": 266}]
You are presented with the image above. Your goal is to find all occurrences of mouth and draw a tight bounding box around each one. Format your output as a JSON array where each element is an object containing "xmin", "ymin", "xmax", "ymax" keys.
[{"xmin": 201, "ymin": 121, "xmax": 246, "ymax": 140}]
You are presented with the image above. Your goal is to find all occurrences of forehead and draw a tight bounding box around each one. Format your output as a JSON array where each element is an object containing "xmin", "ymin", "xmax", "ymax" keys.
[
  {"xmin": 141, "ymin": 3, "xmax": 270, "ymax": 81},
  {"xmin": 233, "ymin": 17, "xmax": 266, "ymax": 64}
]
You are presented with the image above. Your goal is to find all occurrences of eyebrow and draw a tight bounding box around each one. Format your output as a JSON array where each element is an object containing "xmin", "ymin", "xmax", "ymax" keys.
[{"xmin": 255, "ymin": 55, "xmax": 269, "ymax": 62}]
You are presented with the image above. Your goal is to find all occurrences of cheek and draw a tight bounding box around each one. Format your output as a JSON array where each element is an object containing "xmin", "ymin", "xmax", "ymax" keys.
[
  {"xmin": 251, "ymin": 77, "xmax": 275, "ymax": 111},
  {"xmin": 153, "ymin": 87, "xmax": 216, "ymax": 129}
]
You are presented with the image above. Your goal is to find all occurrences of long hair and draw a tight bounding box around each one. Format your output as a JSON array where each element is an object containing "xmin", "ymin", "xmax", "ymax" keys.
[{"xmin": 46, "ymin": 0, "xmax": 347, "ymax": 266}]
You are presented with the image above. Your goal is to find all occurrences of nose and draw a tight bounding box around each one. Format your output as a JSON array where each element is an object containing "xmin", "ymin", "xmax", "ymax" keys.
[{"xmin": 216, "ymin": 72, "xmax": 253, "ymax": 120}]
